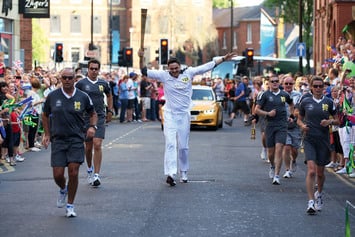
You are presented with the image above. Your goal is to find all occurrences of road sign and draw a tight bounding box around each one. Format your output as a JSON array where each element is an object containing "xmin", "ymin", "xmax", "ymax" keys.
[
  {"xmin": 296, "ymin": 43, "xmax": 306, "ymax": 57},
  {"xmin": 85, "ymin": 50, "xmax": 97, "ymax": 58}
]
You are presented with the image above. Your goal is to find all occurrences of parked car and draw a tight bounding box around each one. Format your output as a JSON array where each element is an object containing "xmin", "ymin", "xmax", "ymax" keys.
[{"xmin": 161, "ymin": 85, "xmax": 223, "ymax": 130}]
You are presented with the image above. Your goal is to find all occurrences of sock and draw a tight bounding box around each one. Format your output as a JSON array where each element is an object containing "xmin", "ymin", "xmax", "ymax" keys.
[
  {"xmin": 66, "ymin": 204, "xmax": 74, "ymax": 209},
  {"xmin": 87, "ymin": 167, "xmax": 93, "ymax": 173},
  {"xmin": 94, "ymin": 173, "xmax": 99, "ymax": 177},
  {"xmin": 60, "ymin": 187, "xmax": 67, "ymax": 194}
]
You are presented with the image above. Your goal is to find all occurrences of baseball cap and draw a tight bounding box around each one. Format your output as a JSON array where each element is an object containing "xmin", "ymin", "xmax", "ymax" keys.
[{"xmin": 129, "ymin": 72, "xmax": 137, "ymax": 78}]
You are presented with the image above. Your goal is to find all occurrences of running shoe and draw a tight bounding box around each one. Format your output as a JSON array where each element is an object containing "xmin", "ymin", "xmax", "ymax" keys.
[
  {"xmin": 314, "ymin": 191, "xmax": 323, "ymax": 211},
  {"xmin": 92, "ymin": 174, "xmax": 101, "ymax": 187},
  {"xmin": 87, "ymin": 171, "xmax": 93, "ymax": 185},
  {"xmin": 291, "ymin": 160, "xmax": 297, "ymax": 173},
  {"xmin": 66, "ymin": 205, "xmax": 77, "ymax": 218},
  {"xmin": 224, "ymin": 120, "xmax": 233, "ymax": 127},
  {"xmin": 57, "ymin": 188, "xmax": 67, "ymax": 208},
  {"xmin": 166, "ymin": 175, "xmax": 176, "ymax": 186},
  {"xmin": 180, "ymin": 171, "xmax": 188, "ymax": 183},
  {"xmin": 9, "ymin": 157, "xmax": 16, "ymax": 166},
  {"xmin": 349, "ymin": 172, "xmax": 355, "ymax": 178},
  {"xmin": 269, "ymin": 166, "xmax": 275, "ymax": 179},
  {"xmin": 336, "ymin": 167, "xmax": 347, "ymax": 174},
  {"xmin": 260, "ymin": 148, "xmax": 267, "ymax": 160},
  {"xmin": 272, "ymin": 175, "xmax": 280, "ymax": 185},
  {"xmin": 325, "ymin": 161, "xmax": 338, "ymax": 168},
  {"xmin": 15, "ymin": 154, "xmax": 25, "ymax": 162},
  {"xmin": 283, "ymin": 170, "xmax": 292, "ymax": 178},
  {"xmin": 29, "ymin": 147, "xmax": 41, "ymax": 152},
  {"xmin": 307, "ymin": 200, "xmax": 316, "ymax": 215}
]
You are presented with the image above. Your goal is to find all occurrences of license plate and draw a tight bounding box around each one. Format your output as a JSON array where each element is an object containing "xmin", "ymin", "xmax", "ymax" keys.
[{"xmin": 191, "ymin": 115, "xmax": 197, "ymax": 121}]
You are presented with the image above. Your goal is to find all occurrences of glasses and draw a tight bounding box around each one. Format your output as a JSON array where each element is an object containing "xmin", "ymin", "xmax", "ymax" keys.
[
  {"xmin": 62, "ymin": 76, "xmax": 74, "ymax": 80},
  {"xmin": 270, "ymin": 80, "xmax": 279, "ymax": 83},
  {"xmin": 312, "ymin": 84, "xmax": 324, "ymax": 88},
  {"xmin": 89, "ymin": 67, "xmax": 99, "ymax": 71},
  {"xmin": 284, "ymin": 83, "xmax": 294, "ymax": 85}
]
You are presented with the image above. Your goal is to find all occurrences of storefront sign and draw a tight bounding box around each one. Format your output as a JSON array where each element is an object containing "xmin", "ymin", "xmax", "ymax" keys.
[{"xmin": 19, "ymin": 0, "xmax": 50, "ymax": 18}]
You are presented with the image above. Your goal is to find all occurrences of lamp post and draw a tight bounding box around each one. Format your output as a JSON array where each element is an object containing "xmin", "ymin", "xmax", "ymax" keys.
[
  {"xmin": 298, "ymin": 0, "xmax": 303, "ymax": 73},
  {"xmin": 230, "ymin": 0, "xmax": 234, "ymax": 52}
]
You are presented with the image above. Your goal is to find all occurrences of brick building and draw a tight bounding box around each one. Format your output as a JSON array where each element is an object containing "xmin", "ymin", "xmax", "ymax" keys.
[{"xmin": 314, "ymin": 0, "xmax": 355, "ymax": 74}]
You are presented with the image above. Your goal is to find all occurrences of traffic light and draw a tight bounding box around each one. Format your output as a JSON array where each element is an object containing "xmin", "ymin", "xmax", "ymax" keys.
[
  {"xmin": 118, "ymin": 49, "xmax": 124, "ymax": 66},
  {"xmin": 124, "ymin": 47, "xmax": 133, "ymax": 67},
  {"xmin": 246, "ymin": 48, "xmax": 254, "ymax": 67},
  {"xmin": 55, "ymin": 43, "xmax": 63, "ymax": 63},
  {"xmin": 160, "ymin": 39, "xmax": 169, "ymax": 65}
]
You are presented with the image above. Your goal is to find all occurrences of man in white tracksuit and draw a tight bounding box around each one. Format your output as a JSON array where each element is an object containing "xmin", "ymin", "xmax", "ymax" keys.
[{"xmin": 139, "ymin": 50, "xmax": 236, "ymax": 186}]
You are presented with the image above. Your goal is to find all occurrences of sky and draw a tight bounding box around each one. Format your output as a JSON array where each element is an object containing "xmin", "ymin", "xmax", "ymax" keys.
[{"xmin": 238, "ymin": 0, "xmax": 264, "ymax": 6}]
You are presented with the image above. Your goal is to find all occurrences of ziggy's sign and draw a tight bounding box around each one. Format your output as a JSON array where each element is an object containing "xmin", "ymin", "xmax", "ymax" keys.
[{"xmin": 19, "ymin": 0, "xmax": 50, "ymax": 18}]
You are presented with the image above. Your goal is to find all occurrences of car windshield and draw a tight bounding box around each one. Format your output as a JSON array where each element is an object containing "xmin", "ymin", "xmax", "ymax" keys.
[{"xmin": 192, "ymin": 89, "xmax": 214, "ymax": 101}]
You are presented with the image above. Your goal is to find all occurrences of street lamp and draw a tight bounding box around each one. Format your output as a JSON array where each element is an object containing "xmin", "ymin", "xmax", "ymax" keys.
[
  {"xmin": 89, "ymin": 0, "xmax": 94, "ymax": 50},
  {"xmin": 230, "ymin": 0, "xmax": 234, "ymax": 52}
]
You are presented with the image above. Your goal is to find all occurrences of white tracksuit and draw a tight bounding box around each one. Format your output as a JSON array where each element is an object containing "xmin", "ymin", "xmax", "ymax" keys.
[{"xmin": 147, "ymin": 61, "xmax": 216, "ymax": 176}]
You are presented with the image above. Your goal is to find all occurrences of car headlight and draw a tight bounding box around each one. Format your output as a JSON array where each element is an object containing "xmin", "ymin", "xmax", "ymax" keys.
[{"xmin": 203, "ymin": 109, "xmax": 215, "ymax": 114}]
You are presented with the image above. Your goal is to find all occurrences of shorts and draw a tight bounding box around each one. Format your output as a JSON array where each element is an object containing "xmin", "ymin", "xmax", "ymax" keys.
[
  {"xmin": 85, "ymin": 115, "xmax": 106, "ymax": 141},
  {"xmin": 141, "ymin": 97, "xmax": 151, "ymax": 109},
  {"xmin": 265, "ymin": 126, "xmax": 287, "ymax": 148},
  {"xmin": 332, "ymin": 131, "xmax": 343, "ymax": 154},
  {"xmin": 127, "ymin": 99, "xmax": 135, "ymax": 109},
  {"xmin": 304, "ymin": 136, "xmax": 331, "ymax": 166},
  {"xmin": 232, "ymin": 101, "xmax": 250, "ymax": 114},
  {"xmin": 285, "ymin": 128, "xmax": 301, "ymax": 148},
  {"xmin": 51, "ymin": 139, "xmax": 85, "ymax": 167},
  {"xmin": 12, "ymin": 132, "xmax": 21, "ymax": 147}
]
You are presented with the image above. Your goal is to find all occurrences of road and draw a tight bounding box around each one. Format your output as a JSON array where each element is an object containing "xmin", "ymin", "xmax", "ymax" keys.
[{"xmin": 0, "ymin": 116, "xmax": 354, "ymax": 237}]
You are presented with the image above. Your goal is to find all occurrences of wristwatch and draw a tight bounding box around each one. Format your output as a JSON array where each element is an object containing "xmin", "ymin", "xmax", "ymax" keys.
[{"xmin": 89, "ymin": 125, "xmax": 98, "ymax": 130}]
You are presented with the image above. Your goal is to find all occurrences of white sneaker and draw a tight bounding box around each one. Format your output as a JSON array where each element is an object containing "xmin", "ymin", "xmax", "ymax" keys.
[
  {"xmin": 349, "ymin": 172, "xmax": 355, "ymax": 178},
  {"xmin": 87, "ymin": 171, "xmax": 94, "ymax": 185},
  {"xmin": 336, "ymin": 167, "xmax": 347, "ymax": 174},
  {"xmin": 269, "ymin": 166, "xmax": 275, "ymax": 179},
  {"xmin": 66, "ymin": 205, "xmax": 77, "ymax": 218},
  {"xmin": 57, "ymin": 188, "xmax": 67, "ymax": 208},
  {"xmin": 272, "ymin": 175, "xmax": 280, "ymax": 185},
  {"xmin": 283, "ymin": 170, "xmax": 292, "ymax": 178},
  {"xmin": 92, "ymin": 174, "xmax": 101, "ymax": 187},
  {"xmin": 29, "ymin": 147, "xmax": 41, "ymax": 152},
  {"xmin": 180, "ymin": 171, "xmax": 188, "ymax": 183},
  {"xmin": 15, "ymin": 154, "xmax": 25, "ymax": 162},
  {"xmin": 34, "ymin": 141, "xmax": 42, "ymax": 148},
  {"xmin": 325, "ymin": 162, "xmax": 338, "ymax": 168},
  {"xmin": 5, "ymin": 155, "xmax": 10, "ymax": 163},
  {"xmin": 307, "ymin": 200, "xmax": 316, "ymax": 215},
  {"xmin": 314, "ymin": 191, "xmax": 323, "ymax": 211},
  {"xmin": 260, "ymin": 148, "xmax": 267, "ymax": 160}
]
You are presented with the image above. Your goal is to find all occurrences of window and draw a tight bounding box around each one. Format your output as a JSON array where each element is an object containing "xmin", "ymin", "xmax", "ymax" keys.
[
  {"xmin": 94, "ymin": 16, "xmax": 101, "ymax": 34},
  {"xmin": 247, "ymin": 23, "xmax": 252, "ymax": 43},
  {"xmin": 222, "ymin": 31, "xmax": 227, "ymax": 49},
  {"xmin": 70, "ymin": 15, "xmax": 81, "ymax": 33},
  {"xmin": 233, "ymin": 31, "xmax": 237, "ymax": 49},
  {"xmin": 50, "ymin": 15, "xmax": 61, "ymax": 33},
  {"xmin": 71, "ymin": 47, "xmax": 81, "ymax": 63}
]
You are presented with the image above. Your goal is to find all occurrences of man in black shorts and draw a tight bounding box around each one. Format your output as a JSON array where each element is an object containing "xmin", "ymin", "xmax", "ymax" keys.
[
  {"xmin": 297, "ymin": 76, "xmax": 338, "ymax": 215},
  {"xmin": 42, "ymin": 67, "xmax": 98, "ymax": 217},
  {"xmin": 255, "ymin": 75, "xmax": 293, "ymax": 185},
  {"xmin": 75, "ymin": 59, "xmax": 113, "ymax": 187}
]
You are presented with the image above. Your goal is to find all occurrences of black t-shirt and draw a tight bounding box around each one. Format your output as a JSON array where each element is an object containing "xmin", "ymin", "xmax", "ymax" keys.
[
  {"xmin": 140, "ymin": 80, "xmax": 151, "ymax": 97},
  {"xmin": 43, "ymin": 88, "xmax": 95, "ymax": 141}
]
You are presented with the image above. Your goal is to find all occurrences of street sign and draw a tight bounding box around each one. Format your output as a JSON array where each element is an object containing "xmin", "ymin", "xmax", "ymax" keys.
[
  {"xmin": 85, "ymin": 50, "xmax": 97, "ymax": 58},
  {"xmin": 296, "ymin": 43, "xmax": 306, "ymax": 57}
]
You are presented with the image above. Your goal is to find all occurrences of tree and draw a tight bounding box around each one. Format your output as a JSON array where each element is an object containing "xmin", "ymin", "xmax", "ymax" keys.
[
  {"xmin": 32, "ymin": 19, "xmax": 49, "ymax": 65},
  {"xmin": 264, "ymin": 0, "xmax": 313, "ymax": 74}
]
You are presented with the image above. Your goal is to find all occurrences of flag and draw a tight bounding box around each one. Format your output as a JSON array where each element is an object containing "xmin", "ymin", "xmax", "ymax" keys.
[
  {"xmin": 342, "ymin": 24, "xmax": 349, "ymax": 33},
  {"xmin": 345, "ymin": 205, "xmax": 351, "ymax": 237}
]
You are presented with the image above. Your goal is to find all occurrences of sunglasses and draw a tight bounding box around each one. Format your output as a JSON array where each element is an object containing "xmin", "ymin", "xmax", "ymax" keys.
[
  {"xmin": 284, "ymin": 83, "xmax": 294, "ymax": 85},
  {"xmin": 62, "ymin": 76, "xmax": 74, "ymax": 80},
  {"xmin": 312, "ymin": 84, "xmax": 324, "ymax": 88},
  {"xmin": 89, "ymin": 67, "xmax": 99, "ymax": 71},
  {"xmin": 270, "ymin": 80, "xmax": 279, "ymax": 83}
]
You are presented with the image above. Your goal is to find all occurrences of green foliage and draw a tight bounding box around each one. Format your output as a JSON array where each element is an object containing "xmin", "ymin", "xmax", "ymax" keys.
[
  {"xmin": 264, "ymin": 0, "xmax": 313, "ymax": 73},
  {"xmin": 32, "ymin": 19, "xmax": 49, "ymax": 64},
  {"xmin": 213, "ymin": 0, "xmax": 234, "ymax": 8}
]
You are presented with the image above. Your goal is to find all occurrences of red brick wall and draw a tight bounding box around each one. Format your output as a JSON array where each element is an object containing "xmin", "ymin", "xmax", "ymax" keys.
[{"xmin": 20, "ymin": 16, "xmax": 32, "ymax": 72}]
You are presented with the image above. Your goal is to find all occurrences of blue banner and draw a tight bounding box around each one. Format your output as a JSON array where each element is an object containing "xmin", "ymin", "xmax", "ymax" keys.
[
  {"xmin": 111, "ymin": 30, "xmax": 120, "ymax": 64},
  {"xmin": 260, "ymin": 11, "xmax": 275, "ymax": 57}
]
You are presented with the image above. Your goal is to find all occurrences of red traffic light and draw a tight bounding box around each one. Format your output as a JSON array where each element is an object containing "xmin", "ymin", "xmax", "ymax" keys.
[
  {"xmin": 125, "ymin": 49, "xmax": 132, "ymax": 56},
  {"xmin": 161, "ymin": 39, "xmax": 168, "ymax": 47},
  {"xmin": 56, "ymin": 44, "xmax": 63, "ymax": 51}
]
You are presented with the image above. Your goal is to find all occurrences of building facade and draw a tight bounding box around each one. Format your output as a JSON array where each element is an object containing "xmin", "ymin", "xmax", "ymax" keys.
[{"xmin": 314, "ymin": 0, "xmax": 355, "ymax": 74}]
